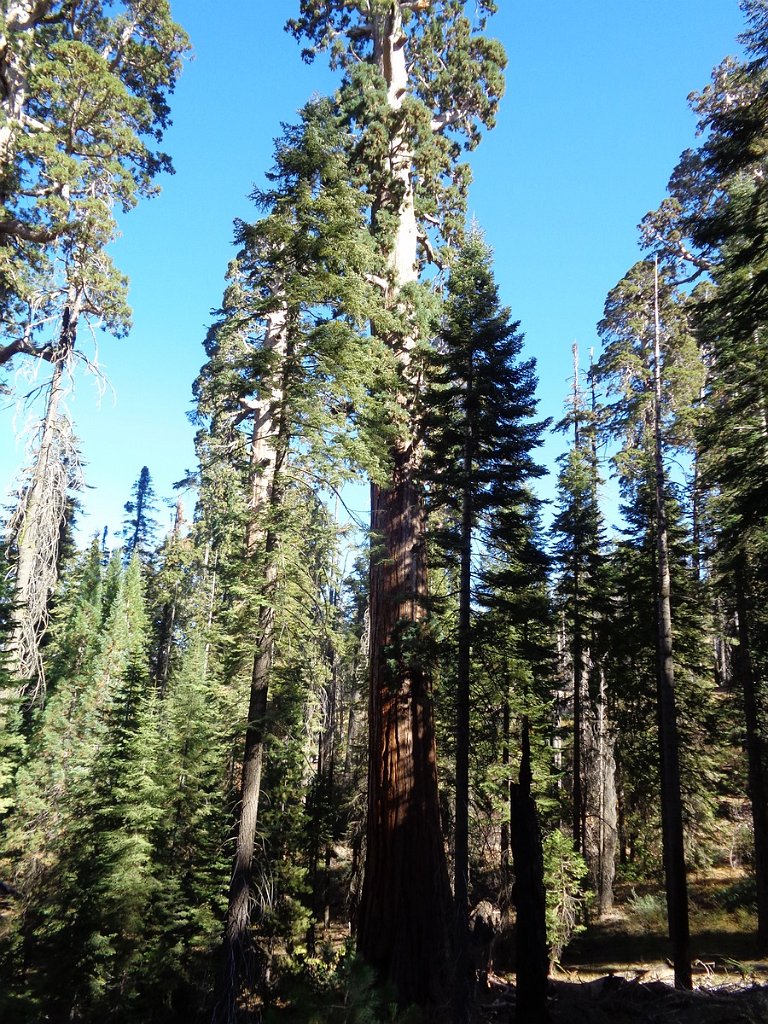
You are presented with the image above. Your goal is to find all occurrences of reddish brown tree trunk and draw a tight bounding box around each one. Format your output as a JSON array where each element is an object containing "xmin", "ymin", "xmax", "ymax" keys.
[{"xmin": 357, "ymin": 447, "xmax": 452, "ymax": 1008}]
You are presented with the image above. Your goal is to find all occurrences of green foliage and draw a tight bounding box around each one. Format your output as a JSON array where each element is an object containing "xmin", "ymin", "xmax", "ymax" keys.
[
  {"xmin": 716, "ymin": 876, "xmax": 759, "ymax": 912},
  {"xmin": 627, "ymin": 890, "xmax": 667, "ymax": 931},
  {"xmin": 0, "ymin": 1, "xmax": 190, "ymax": 369},
  {"xmin": 265, "ymin": 944, "xmax": 423, "ymax": 1024},
  {"xmin": 122, "ymin": 466, "xmax": 159, "ymax": 565},
  {"xmin": 542, "ymin": 828, "xmax": 590, "ymax": 962}
]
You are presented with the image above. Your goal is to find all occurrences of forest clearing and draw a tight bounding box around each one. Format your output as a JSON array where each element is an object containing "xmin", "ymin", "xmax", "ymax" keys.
[{"xmin": 2, "ymin": 2, "xmax": 768, "ymax": 1023}]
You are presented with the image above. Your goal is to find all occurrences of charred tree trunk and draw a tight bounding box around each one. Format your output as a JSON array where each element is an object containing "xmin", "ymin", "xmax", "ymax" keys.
[
  {"xmin": 510, "ymin": 720, "xmax": 549, "ymax": 1024},
  {"xmin": 733, "ymin": 559, "xmax": 768, "ymax": 950},
  {"xmin": 501, "ymin": 695, "xmax": 512, "ymax": 896},
  {"xmin": 652, "ymin": 261, "xmax": 691, "ymax": 990}
]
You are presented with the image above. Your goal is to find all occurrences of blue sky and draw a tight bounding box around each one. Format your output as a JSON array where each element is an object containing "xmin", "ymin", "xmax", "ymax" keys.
[{"xmin": 0, "ymin": 0, "xmax": 746, "ymax": 542}]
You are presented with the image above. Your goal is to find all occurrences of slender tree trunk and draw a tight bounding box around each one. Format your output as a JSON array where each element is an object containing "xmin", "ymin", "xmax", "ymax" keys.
[
  {"xmin": 453, "ymin": 386, "xmax": 473, "ymax": 1024},
  {"xmin": 214, "ymin": 310, "xmax": 289, "ymax": 1024},
  {"xmin": 570, "ymin": 344, "xmax": 583, "ymax": 853},
  {"xmin": 501, "ymin": 694, "xmax": 511, "ymax": 892},
  {"xmin": 652, "ymin": 260, "xmax": 691, "ymax": 990},
  {"xmin": 733, "ymin": 559, "xmax": 768, "ymax": 950},
  {"xmin": 358, "ymin": 4, "xmax": 452, "ymax": 1007}
]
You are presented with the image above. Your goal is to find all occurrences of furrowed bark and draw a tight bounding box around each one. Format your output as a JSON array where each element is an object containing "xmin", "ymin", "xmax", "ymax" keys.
[{"xmin": 357, "ymin": 3, "xmax": 452, "ymax": 1008}]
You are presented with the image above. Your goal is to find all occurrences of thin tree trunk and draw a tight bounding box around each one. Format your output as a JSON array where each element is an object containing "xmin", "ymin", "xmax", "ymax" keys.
[
  {"xmin": 501, "ymin": 694, "xmax": 511, "ymax": 893},
  {"xmin": 570, "ymin": 344, "xmax": 583, "ymax": 853},
  {"xmin": 453, "ymin": 378, "xmax": 473, "ymax": 1024},
  {"xmin": 7, "ymin": 300, "xmax": 80, "ymax": 698},
  {"xmin": 652, "ymin": 260, "xmax": 691, "ymax": 990},
  {"xmin": 214, "ymin": 309, "xmax": 289, "ymax": 1024}
]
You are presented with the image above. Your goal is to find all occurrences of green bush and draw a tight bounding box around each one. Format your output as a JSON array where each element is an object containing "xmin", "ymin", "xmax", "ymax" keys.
[{"xmin": 542, "ymin": 828, "xmax": 591, "ymax": 962}]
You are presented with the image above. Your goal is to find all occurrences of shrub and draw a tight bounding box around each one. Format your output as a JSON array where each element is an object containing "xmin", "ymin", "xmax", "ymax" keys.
[
  {"xmin": 542, "ymin": 828, "xmax": 591, "ymax": 963},
  {"xmin": 627, "ymin": 890, "xmax": 667, "ymax": 931}
]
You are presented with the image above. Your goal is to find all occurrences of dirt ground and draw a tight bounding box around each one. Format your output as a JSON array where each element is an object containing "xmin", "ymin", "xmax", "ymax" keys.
[{"xmin": 480, "ymin": 869, "xmax": 768, "ymax": 1023}]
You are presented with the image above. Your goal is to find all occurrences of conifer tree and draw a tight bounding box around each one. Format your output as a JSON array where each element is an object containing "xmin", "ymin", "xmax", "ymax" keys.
[
  {"xmin": 595, "ymin": 260, "xmax": 707, "ymax": 988},
  {"xmin": 421, "ymin": 233, "xmax": 547, "ymax": 1020},
  {"xmin": 639, "ymin": 3, "xmax": 768, "ymax": 944},
  {"xmin": 196, "ymin": 100, "xmax": 389, "ymax": 1023},
  {"xmin": 0, "ymin": 1, "xmax": 188, "ymax": 700},
  {"xmin": 0, "ymin": 1, "xmax": 189, "ymax": 372},
  {"xmin": 289, "ymin": 4, "xmax": 506, "ymax": 1005},
  {"xmin": 551, "ymin": 347, "xmax": 617, "ymax": 912},
  {"xmin": 122, "ymin": 466, "xmax": 160, "ymax": 566}
]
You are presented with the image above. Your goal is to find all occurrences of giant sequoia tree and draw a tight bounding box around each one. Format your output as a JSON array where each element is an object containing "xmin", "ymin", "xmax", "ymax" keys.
[{"xmin": 289, "ymin": 3, "xmax": 506, "ymax": 1006}]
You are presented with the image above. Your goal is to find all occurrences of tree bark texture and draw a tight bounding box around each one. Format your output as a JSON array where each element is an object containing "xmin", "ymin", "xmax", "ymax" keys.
[
  {"xmin": 7, "ymin": 300, "xmax": 80, "ymax": 698},
  {"xmin": 358, "ymin": 3, "xmax": 452, "ymax": 1009},
  {"xmin": 358, "ymin": 451, "xmax": 452, "ymax": 1007},
  {"xmin": 582, "ymin": 665, "xmax": 618, "ymax": 916}
]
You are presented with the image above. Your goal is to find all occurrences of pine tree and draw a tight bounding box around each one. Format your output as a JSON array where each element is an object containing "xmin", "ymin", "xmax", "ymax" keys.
[
  {"xmin": 595, "ymin": 260, "xmax": 708, "ymax": 988},
  {"xmin": 639, "ymin": 3, "xmax": 768, "ymax": 944},
  {"xmin": 0, "ymin": 1, "xmax": 190, "ymax": 372},
  {"xmin": 551, "ymin": 347, "xmax": 617, "ymax": 913},
  {"xmin": 197, "ymin": 99, "xmax": 390, "ymax": 1023}
]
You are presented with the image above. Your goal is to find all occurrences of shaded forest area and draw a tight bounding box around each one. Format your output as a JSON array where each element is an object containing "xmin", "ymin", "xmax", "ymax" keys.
[{"xmin": 1, "ymin": 2, "xmax": 768, "ymax": 1023}]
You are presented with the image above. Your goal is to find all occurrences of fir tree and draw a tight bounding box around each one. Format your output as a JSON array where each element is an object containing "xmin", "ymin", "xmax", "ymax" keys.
[{"xmin": 421, "ymin": 233, "xmax": 548, "ymax": 1020}]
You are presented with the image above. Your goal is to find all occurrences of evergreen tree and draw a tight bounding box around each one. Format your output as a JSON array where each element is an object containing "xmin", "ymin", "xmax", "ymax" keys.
[
  {"xmin": 1, "ymin": 553, "xmax": 164, "ymax": 1020},
  {"xmin": 420, "ymin": 233, "xmax": 548, "ymax": 1021},
  {"xmin": 595, "ymin": 259, "xmax": 707, "ymax": 988},
  {"xmin": 197, "ymin": 99, "xmax": 390, "ymax": 1023},
  {"xmin": 122, "ymin": 466, "xmax": 160, "ymax": 565},
  {"xmin": 551, "ymin": 347, "xmax": 617, "ymax": 912},
  {"xmin": 0, "ymin": 1, "xmax": 190, "ymax": 373},
  {"xmin": 289, "ymin": 4, "xmax": 506, "ymax": 1006},
  {"xmin": 639, "ymin": 5, "xmax": 768, "ymax": 943}
]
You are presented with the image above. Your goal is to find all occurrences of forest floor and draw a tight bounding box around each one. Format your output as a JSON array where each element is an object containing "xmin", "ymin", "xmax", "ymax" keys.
[{"xmin": 481, "ymin": 867, "xmax": 768, "ymax": 1023}]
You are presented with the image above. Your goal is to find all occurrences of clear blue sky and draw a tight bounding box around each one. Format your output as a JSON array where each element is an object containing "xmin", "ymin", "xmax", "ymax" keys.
[{"xmin": 0, "ymin": 0, "xmax": 746, "ymax": 542}]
